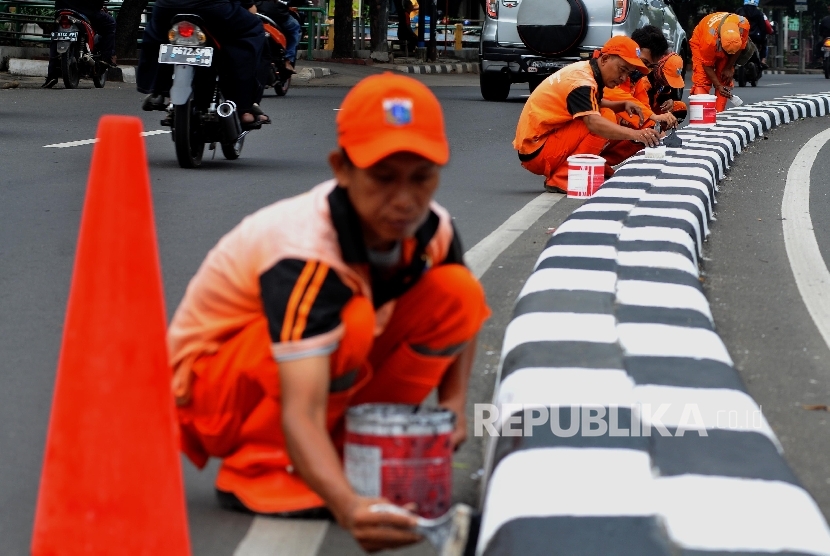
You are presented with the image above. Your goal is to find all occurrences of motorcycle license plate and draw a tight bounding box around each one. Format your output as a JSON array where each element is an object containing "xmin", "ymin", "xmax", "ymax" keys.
[
  {"xmin": 158, "ymin": 44, "xmax": 213, "ymax": 67},
  {"xmin": 51, "ymin": 31, "xmax": 78, "ymax": 41}
]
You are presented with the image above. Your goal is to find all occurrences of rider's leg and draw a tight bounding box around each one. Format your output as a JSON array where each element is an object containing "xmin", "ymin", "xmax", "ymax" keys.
[
  {"xmin": 282, "ymin": 15, "xmax": 301, "ymax": 67},
  {"xmin": 87, "ymin": 9, "xmax": 117, "ymax": 65}
]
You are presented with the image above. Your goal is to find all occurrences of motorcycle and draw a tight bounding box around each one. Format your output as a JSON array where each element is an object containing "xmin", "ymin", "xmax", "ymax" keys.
[
  {"xmin": 257, "ymin": 13, "xmax": 292, "ymax": 96},
  {"xmin": 49, "ymin": 9, "xmax": 109, "ymax": 89},
  {"xmin": 158, "ymin": 15, "xmax": 252, "ymax": 168},
  {"xmin": 822, "ymin": 37, "xmax": 830, "ymax": 79},
  {"xmin": 735, "ymin": 36, "xmax": 763, "ymax": 88}
]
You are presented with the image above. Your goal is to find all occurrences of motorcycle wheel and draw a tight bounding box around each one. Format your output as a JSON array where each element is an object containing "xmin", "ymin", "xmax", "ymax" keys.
[
  {"xmin": 92, "ymin": 60, "xmax": 107, "ymax": 88},
  {"xmin": 824, "ymin": 57, "xmax": 830, "ymax": 79},
  {"xmin": 60, "ymin": 47, "xmax": 80, "ymax": 89},
  {"xmin": 221, "ymin": 133, "xmax": 245, "ymax": 160},
  {"xmin": 173, "ymin": 100, "xmax": 205, "ymax": 168},
  {"xmin": 275, "ymin": 75, "xmax": 291, "ymax": 96}
]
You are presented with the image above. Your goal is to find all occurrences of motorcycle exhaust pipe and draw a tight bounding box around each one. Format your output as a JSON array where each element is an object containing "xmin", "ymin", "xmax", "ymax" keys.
[{"xmin": 217, "ymin": 100, "xmax": 242, "ymax": 143}]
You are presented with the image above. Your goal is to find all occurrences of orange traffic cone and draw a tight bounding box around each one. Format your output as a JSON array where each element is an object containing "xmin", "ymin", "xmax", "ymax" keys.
[{"xmin": 31, "ymin": 116, "xmax": 191, "ymax": 555}]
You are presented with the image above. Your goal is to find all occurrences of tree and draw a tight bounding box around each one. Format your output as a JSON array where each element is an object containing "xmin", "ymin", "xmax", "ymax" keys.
[
  {"xmin": 333, "ymin": 0, "xmax": 354, "ymax": 57},
  {"xmin": 368, "ymin": 0, "xmax": 389, "ymax": 57},
  {"xmin": 113, "ymin": 0, "xmax": 149, "ymax": 59}
]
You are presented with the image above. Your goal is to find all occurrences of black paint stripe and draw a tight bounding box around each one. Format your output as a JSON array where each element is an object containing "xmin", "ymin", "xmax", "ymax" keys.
[
  {"xmin": 568, "ymin": 211, "xmax": 630, "ymax": 222},
  {"xmin": 491, "ymin": 408, "xmax": 649, "ymax": 471},
  {"xmin": 624, "ymin": 356, "xmax": 745, "ymax": 390},
  {"xmin": 514, "ymin": 290, "xmax": 616, "ymax": 317},
  {"xmin": 616, "ymin": 305, "xmax": 713, "ymax": 330},
  {"xmin": 545, "ymin": 232, "xmax": 619, "ymax": 247},
  {"xmin": 582, "ymin": 196, "xmax": 638, "ymax": 206},
  {"xmin": 617, "ymin": 240, "xmax": 695, "ymax": 263},
  {"xmin": 657, "ymin": 173, "xmax": 716, "ymax": 201},
  {"xmin": 502, "ymin": 341, "xmax": 624, "ymax": 378},
  {"xmin": 624, "ymin": 215, "xmax": 699, "ymax": 254},
  {"xmin": 482, "ymin": 516, "xmax": 674, "ymax": 556},
  {"xmin": 616, "ymin": 267, "xmax": 704, "ymax": 290},
  {"xmin": 536, "ymin": 255, "xmax": 617, "ymax": 272},
  {"xmin": 636, "ymin": 200, "xmax": 705, "ymax": 241},
  {"xmin": 653, "ymin": 429, "xmax": 799, "ymax": 485},
  {"xmin": 647, "ymin": 186, "xmax": 713, "ymax": 220}
]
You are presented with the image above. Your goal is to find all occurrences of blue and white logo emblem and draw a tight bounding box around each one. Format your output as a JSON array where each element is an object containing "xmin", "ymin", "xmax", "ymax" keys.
[
  {"xmin": 635, "ymin": 47, "xmax": 641, "ymax": 57},
  {"xmin": 382, "ymin": 98, "xmax": 413, "ymax": 126}
]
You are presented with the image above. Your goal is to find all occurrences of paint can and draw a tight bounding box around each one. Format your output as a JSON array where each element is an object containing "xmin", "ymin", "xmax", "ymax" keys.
[
  {"xmin": 344, "ymin": 404, "xmax": 455, "ymax": 518},
  {"xmin": 689, "ymin": 94, "xmax": 717, "ymax": 126},
  {"xmin": 566, "ymin": 154, "xmax": 605, "ymax": 198}
]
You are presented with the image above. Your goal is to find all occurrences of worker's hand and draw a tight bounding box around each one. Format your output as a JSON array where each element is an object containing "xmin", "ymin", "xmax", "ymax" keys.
[
  {"xmin": 653, "ymin": 112, "xmax": 678, "ymax": 129},
  {"xmin": 439, "ymin": 399, "xmax": 467, "ymax": 451},
  {"xmin": 632, "ymin": 127, "xmax": 661, "ymax": 147},
  {"xmin": 341, "ymin": 496, "xmax": 422, "ymax": 553},
  {"xmin": 660, "ymin": 99, "xmax": 674, "ymax": 113},
  {"xmin": 623, "ymin": 101, "xmax": 645, "ymax": 125},
  {"xmin": 721, "ymin": 66, "xmax": 735, "ymax": 81},
  {"xmin": 717, "ymin": 84, "xmax": 733, "ymax": 99},
  {"xmin": 248, "ymin": 4, "xmax": 257, "ymax": 13}
]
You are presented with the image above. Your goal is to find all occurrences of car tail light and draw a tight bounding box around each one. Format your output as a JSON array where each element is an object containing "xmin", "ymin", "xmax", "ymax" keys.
[
  {"xmin": 486, "ymin": 0, "xmax": 497, "ymax": 19},
  {"xmin": 59, "ymin": 15, "xmax": 71, "ymax": 29},
  {"xmin": 613, "ymin": 0, "xmax": 629, "ymax": 23},
  {"xmin": 169, "ymin": 21, "xmax": 207, "ymax": 45},
  {"xmin": 824, "ymin": 38, "xmax": 830, "ymax": 47}
]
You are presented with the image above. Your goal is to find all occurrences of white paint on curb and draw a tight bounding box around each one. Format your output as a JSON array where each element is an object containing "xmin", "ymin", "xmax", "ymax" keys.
[
  {"xmin": 782, "ymin": 127, "xmax": 830, "ymax": 352},
  {"xmin": 232, "ymin": 517, "xmax": 328, "ymax": 556},
  {"xmin": 8, "ymin": 58, "xmax": 47, "ymax": 77}
]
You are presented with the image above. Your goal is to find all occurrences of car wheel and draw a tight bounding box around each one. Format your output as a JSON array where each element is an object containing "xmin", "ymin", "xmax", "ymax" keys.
[{"xmin": 480, "ymin": 72, "xmax": 511, "ymax": 101}]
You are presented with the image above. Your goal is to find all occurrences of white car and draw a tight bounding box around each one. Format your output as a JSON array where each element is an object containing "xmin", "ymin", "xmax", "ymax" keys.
[{"xmin": 479, "ymin": 0, "xmax": 689, "ymax": 100}]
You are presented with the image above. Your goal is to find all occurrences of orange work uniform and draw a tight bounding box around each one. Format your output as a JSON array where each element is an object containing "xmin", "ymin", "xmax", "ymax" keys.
[
  {"xmin": 690, "ymin": 12, "xmax": 750, "ymax": 112},
  {"xmin": 601, "ymin": 76, "xmax": 655, "ymax": 166},
  {"xmin": 167, "ymin": 180, "xmax": 490, "ymax": 514},
  {"xmin": 514, "ymin": 59, "xmax": 617, "ymax": 191}
]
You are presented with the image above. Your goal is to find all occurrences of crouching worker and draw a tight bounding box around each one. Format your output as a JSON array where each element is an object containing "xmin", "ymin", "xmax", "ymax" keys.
[
  {"xmin": 514, "ymin": 36, "xmax": 661, "ymax": 194},
  {"xmin": 690, "ymin": 12, "xmax": 750, "ymax": 112},
  {"xmin": 167, "ymin": 73, "xmax": 490, "ymax": 552},
  {"xmin": 648, "ymin": 52, "xmax": 688, "ymax": 122},
  {"xmin": 602, "ymin": 26, "xmax": 679, "ymax": 166}
]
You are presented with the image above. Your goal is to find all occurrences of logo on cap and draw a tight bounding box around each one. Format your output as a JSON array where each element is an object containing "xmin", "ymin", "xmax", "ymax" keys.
[
  {"xmin": 382, "ymin": 98, "xmax": 413, "ymax": 126},
  {"xmin": 635, "ymin": 47, "xmax": 641, "ymax": 56}
]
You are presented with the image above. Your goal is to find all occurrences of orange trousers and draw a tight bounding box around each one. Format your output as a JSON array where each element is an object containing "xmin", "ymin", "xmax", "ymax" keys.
[
  {"xmin": 521, "ymin": 107, "xmax": 616, "ymax": 192},
  {"xmin": 692, "ymin": 55, "xmax": 731, "ymax": 112},
  {"xmin": 176, "ymin": 264, "xmax": 489, "ymax": 514}
]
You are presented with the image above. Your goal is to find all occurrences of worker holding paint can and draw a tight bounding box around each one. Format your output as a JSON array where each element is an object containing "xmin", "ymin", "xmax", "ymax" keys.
[
  {"xmin": 690, "ymin": 12, "xmax": 751, "ymax": 112},
  {"xmin": 167, "ymin": 72, "xmax": 490, "ymax": 552},
  {"xmin": 513, "ymin": 35, "xmax": 661, "ymax": 194}
]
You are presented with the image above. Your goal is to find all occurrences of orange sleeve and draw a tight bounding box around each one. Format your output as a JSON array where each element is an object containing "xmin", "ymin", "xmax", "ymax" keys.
[{"xmin": 604, "ymin": 81, "xmax": 653, "ymax": 119}]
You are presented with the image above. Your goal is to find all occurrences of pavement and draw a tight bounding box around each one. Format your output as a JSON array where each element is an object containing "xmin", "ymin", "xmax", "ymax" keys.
[{"xmin": 3, "ymin": 72, "xmax": 830, "ymax": 554}]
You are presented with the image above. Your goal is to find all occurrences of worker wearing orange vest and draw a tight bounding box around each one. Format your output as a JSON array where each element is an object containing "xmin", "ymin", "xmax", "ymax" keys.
[
  {"xmin": 690, "ymin": 12, "xmax": 751, "ymax": 112},
  {"xmin": 514, "ymin": 35, "xmax": 661, "ymax": 193},
  {"xmin": 167, "ymin": 73, "xmax": 490, "ymax": 552}
]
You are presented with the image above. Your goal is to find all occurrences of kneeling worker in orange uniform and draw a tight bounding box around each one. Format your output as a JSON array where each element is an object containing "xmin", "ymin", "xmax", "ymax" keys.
[
  {"xmin": 648, "ymin": 52, "xmax": 688, "ymax": 122},
  {"xmin": 514, "ymin": 35, "xmax": 661, "ymax": 193},
  {"xmin": 167, "ymin": 73, "xmax": 490, "ymax": 552},
  {"xmin": 602, "ymin": 25, "xmax": 680, "ymax": 165},
  {"xmin": 690, "ymin": 12, "xmax": 750, "ymax": 112}
]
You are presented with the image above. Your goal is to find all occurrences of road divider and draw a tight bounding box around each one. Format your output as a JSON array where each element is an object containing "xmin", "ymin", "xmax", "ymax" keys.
[{"xmin": 477, "ymin": 94, "xmax": 830, "ymax": 555}]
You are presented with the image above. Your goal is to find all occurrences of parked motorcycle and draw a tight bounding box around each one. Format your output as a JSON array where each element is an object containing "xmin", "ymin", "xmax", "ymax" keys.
[
  {"xmin": 822, "ymin": 37, "xmax": 830, "ymax": 79},
  {"xmin": 158, "ymin": 15, "xmax": 252, "ymax": 168},
  {"xmin": 49, "ymin": 9, "xmax": 109, "ymax": 89},
  {"xmin": 257, "ymin": 13, "xmax": 292, "ymax": 96}
]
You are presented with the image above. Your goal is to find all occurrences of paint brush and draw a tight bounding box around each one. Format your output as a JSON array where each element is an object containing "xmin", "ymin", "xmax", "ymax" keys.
[{"xmin": 369, "ymin": 503, "xmax": 473, "ymax": 556}]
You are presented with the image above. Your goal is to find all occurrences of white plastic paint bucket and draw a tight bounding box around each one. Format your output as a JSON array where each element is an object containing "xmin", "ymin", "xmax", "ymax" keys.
[
  {"xmin": 689, "ymin": 94, "xmax": 717, "ymax": 126},
  {"xmin": 566, "ymin": 154, "xmax": 605, "ymax": 198}
]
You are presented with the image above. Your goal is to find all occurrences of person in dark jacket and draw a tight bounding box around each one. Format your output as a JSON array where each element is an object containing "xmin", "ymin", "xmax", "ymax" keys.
[
  {"xmin": 256, "ymin": 0, "xmax": 301, "ymax": 72},
  {"xmin": 42, "ymin": 0, "xmax": 116, "ymax": 88},
  {"xmin": 136, "ymin": 0, "xmax": 268, "ymax": 127},
  {"xmin": 736, "ymin": 0, "xmax": 769, "ymax": 67}
]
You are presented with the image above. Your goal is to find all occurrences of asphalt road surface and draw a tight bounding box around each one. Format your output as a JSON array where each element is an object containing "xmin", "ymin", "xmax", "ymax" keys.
[{"xmin": 2, "ymin": 68, "xmax": 830, "ymax": 555}]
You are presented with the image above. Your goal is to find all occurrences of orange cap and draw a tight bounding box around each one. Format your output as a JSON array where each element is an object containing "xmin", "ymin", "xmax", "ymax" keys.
[
  {"xmin": 660, "ymin": 53, "xmax": 685, "ymax": 88},
  {"xmin": 720, "ymin": 17, "xmax": 743, "ymax": 54},
  {"xmin": 336, "ymin": 73, "xmax": 449, "ymax": 168},
  {"xmin": 601, "ymin": 35, "xmax": 649, "ymax": 73}
]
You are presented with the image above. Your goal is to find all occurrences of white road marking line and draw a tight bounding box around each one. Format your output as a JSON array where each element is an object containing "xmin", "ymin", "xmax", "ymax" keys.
[
  {"xmin": 232, "ymin": 517, "xmax": 329, "ymax": 556},
  {"xmin": 43, "ymin": 129, "xmax": 170, "ymax": 148},
  {"xmin": 759, "ymin": 82, "xmax": 792, "ymax": 87},
  {"xmin": 782, "ymin": 127, "xmax": 830, "ymax": 351},
  {"xmin": 464, "ymin": 192, "xmax": 563, "ymax": 278}
]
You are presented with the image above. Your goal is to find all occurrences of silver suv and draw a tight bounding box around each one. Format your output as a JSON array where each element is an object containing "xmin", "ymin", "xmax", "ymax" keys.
[{"xmin": 479, "ymin": 0, "xmax": 689, "ymax": 100}]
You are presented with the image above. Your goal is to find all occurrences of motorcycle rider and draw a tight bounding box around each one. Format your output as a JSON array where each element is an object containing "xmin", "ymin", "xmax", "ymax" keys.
[
  {"xmin": 818, "ymin": 6, "xmax": 830, "ymax": 62},
  {"xmin": 736, "ymin": 0, "xmax": 769, "ymax": 69},
  {"xmin": 255, "ymin": 0, "xmax": 301, "ymax": 73},
  {"xmin": 42, "ymin": 0, "xmax": 116, "ymax": 88},
  {"xmin": 136, "ymin": 0, "xmax": 269, "ymax": 128}
]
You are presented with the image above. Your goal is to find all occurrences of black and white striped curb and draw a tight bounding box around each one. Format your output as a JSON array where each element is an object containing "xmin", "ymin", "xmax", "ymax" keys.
[
  {"xmin": 295, "ymin": 67, "xmax": 332, "ymax": 80},
  {"xmin": 478, "ymin": 94, "xmax": 830, "ymax": 555},
  {"xmin": 763, "ymin": 69, "xmax": 785, "ymax": 75},
  {"xmin": 393, "ymin": 62, "xmax": 478, "ymax": 74}
]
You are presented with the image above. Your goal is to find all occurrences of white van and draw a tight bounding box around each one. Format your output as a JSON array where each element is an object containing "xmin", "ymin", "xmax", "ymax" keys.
[{"xmin": 479, "ymin": 0, "xmax": 689, "ymax": 100}]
